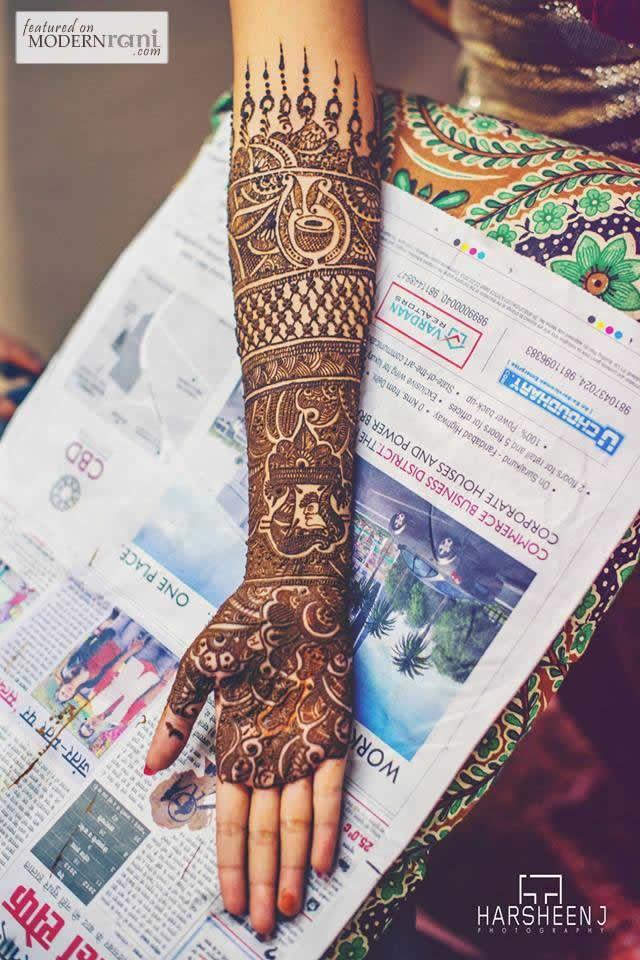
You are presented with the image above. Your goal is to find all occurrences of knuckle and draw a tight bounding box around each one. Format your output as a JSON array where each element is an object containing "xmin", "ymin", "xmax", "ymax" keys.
[
  {"xmin": 216, "ymin": 821, "xmax": 247, "ymax": 839},
  {"xmin": 249, "ymin": 827, "xmax": 278, "ymax": 846},
  {"xmin": 281, "ymin": 816, "xmax": 311, "ymax": 834},
  {"xmin": 314, "ymin": 819, "xmax": 338, "ymax": 832},
  {"xmin": 249, "ymin": 878, "xmax": 276, "ymax": 891}
]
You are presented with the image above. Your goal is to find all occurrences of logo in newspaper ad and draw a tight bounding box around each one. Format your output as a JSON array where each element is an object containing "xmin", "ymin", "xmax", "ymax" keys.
[
  {"xmin": 15, "ymin": 11, "xmax": 168, "ymax": 64},
  {"xmin": 477, "ymin": 872, "xmax": 607, "ymax": 935},
  {"xmin": 500, "ymin": 367, "xmax": 624, "ymax": 456},
  {"xmin": 49, "ymin": 475, "xmax": 81, "ymax": 511},
  {"xmin": 375, "ymin": 282, "xmax": 482, "ymax": 369}
]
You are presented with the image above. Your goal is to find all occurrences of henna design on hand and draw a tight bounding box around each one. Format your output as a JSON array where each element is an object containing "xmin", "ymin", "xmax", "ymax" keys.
[
  {"xmin": 170, "ymin": 582, "xmax": 351, "ymax": 788},
  {"xmin": 165, "ymin": 721, "xmax": 185, "ymax": 741},
  {"xmin": 168, "ymin": 47, "xmax": 380, "ymax": 788}
]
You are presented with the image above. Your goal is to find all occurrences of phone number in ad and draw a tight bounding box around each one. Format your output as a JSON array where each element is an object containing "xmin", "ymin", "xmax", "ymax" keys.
[{"xmin": 525, "ymin": 347, "xmax": 631, "ymax": 415}]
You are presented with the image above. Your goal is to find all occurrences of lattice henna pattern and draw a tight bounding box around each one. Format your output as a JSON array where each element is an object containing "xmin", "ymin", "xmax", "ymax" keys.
[{"xmin": 167, "ymin": 48, "xmax": 381, "ymax": 788}]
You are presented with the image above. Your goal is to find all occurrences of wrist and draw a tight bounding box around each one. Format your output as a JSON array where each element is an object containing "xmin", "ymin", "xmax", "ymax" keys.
[{"xmin": 243, "ymin": 531, "xmax": 353, "ymax": 589}]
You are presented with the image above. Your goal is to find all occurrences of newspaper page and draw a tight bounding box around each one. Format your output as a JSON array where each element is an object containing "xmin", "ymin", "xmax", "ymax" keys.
[{"xmin": 0, "ymin": 117, "xmax": 638, "ymax": 960}]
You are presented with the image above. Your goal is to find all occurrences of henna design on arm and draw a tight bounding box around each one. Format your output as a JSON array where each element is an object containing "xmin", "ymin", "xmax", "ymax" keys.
[{"xmin": 168, "ymin": 47, "xmax": 381, "ymax": 788}]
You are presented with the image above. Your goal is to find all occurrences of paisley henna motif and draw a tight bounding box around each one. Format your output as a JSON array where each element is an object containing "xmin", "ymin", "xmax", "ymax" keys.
[{"xmin": 168, "ymin": 48, "xmax": 381, "ymax": 787}]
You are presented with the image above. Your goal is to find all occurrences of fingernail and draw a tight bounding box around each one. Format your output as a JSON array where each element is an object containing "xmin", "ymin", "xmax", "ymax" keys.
[
  {"xmin": 143, "ymin": 764, "xmax": 156, "ymax": 776},
  {"xmin": 278, "ymin": 890, "xmax": 298, "ymax": 916}
]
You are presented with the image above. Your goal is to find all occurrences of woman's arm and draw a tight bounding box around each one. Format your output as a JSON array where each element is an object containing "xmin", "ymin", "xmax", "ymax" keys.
[{"xmin": 146, "ymin": 0, "xmax": 380, "ymax": 935}]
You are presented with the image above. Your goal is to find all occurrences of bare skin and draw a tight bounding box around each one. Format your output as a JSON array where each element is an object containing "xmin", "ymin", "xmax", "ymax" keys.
[{"xmin": 145, "ymin": 1, "xmax": 379, "ymax": 936}]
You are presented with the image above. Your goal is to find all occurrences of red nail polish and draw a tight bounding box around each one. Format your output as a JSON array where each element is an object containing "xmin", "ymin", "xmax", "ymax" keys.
[
  {"xmin": 143, "ymin": 765, "xmax": 156, "ymax": 776},
  {"xmin": 279, "ymin": 890, "xmax": 297, "ymax": 916}
]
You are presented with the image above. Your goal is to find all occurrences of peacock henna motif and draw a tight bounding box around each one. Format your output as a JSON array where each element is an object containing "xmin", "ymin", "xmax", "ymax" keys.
[{"xmin": 167, "ymin": 47, "xmax": 381, "ymax": 788}]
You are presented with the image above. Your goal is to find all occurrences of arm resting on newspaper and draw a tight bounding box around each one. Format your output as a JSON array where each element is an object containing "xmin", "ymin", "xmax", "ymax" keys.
[{"xmin": 146, "ymin": 0, "xmax": 381, "ymax": 935}]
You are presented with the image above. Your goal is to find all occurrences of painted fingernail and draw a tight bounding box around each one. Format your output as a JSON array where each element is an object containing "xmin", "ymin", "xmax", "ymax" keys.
[
  {"xmin": 279, "ymin": 890, "xmax": 298, "ymax": 916},
  {"xmin": 143, "ymin": 765, "xmax": 156, "ymax": 776}
]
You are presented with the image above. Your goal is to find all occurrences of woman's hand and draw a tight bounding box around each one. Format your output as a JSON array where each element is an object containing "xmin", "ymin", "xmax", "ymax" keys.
[
  {"xmin": 146, "ymin": 2, "xmax": 380, "ymax": 937},
  {"xmin": 145, "ymin": 581, "xmax": 352, "ymax": 931}
]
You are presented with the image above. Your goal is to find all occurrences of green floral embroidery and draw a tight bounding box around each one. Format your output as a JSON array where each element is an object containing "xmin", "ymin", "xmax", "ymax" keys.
[
  {"xmin": 471, "ymin": 116, "xmax": 499, "ymax": 133},
  {"xmin": 573, "ymin": 588, "xmax": 598, "ymax": 620},
  {"xmin": 476, "ymin": 724, "xmax": 500, "ymax": 759},
  {"xmin": 337, "ymin": 938, "xmax": 367, "ymax": 960},
  {"xmin": 621, "ymin": 562, "xmax": 636, "ymax": 583},
  {"xmin": 629, "ymin": 194, "xmax": 640, "ymax": 218},
  {"xmin": 392, "ymin": 168, "xmax": 470, "ymax": 211},
  {"xmin": 392, "ymin": 168, "xmax": 432, "ymax": 200},
  {"xmin": 532, "ymin": 201, "xmax": 567, "ymax": 235},
  {"xmin": 488, "ymin": 224, "xmax": 517, "ymax": 246},
  {"xmin": 407, "ymin": 97, "xmax": 581, "ymax": 176},
  {"xmin": 572, "ymin": 623, "xmax": 594, "ymax": 657},
  {"xmin": 551, "ymin": 234, "xmax": 640, "ymax": 311},
  {"xmin": 578, "ymin": 188, "xmax": 612, "ymax": 217},
  {"xmin": 380, "ymin": 872, "xmax": 404, "ymax": 902}
]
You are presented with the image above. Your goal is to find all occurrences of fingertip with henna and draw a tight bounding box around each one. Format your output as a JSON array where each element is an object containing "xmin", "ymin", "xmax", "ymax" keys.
[{"xmin": 144, "ymin": 703, "xmax": 195, "ymax": 775}]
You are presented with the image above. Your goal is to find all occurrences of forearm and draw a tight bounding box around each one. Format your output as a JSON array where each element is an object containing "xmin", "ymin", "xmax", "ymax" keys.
[
  {"xmin": 163, "ymin": 3, "xmax": 380, "ymax": 789},
  {"xmin": 228, "ymin": 1, "xmax": 381, "ymax": 587},
  {"xmin": 229, "ymin": 1, "xmax": 377, "ymax": 150}
]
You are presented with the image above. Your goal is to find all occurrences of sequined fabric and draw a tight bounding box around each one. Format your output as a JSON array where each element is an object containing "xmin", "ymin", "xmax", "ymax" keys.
[{"xmin": 450, "ymin": 0, "xmax": 640, "ymax": 159}]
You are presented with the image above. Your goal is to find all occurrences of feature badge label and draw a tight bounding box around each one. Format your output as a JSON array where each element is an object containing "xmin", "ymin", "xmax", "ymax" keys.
[
  {"xmin": 15, "ymin": 11, "xmax": 169, "ymax": 64},
  {"xmin": 375, "ymin": 281, "xmax": 482, "ymax": 369}
]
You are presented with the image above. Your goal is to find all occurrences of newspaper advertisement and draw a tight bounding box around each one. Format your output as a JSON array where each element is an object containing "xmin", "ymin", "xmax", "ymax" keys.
[{"xmin": 0, "ymin": 116, "xmax": 638, "ymax": 959}]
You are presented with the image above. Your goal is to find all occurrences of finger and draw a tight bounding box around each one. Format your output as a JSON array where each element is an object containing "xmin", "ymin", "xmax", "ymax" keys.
[
  {"xmin": 0, "ymin": 334, "xmax": 43, "ymax": 375},
  {"xmin": 216, "ymin": 780, "xmax": 250, "ymax": 916},
  {"xmin": 144, "ymin": 702, "xmax": 204, "ymax": 774},
  {"xmin": 311, "ymin": 759, "xmax": 347, "ymax": 875},
  {"xmin": 278, "ymin": 776, "xmax": 312, "ymax": 917},
  {"xmin": 249, "ymin": 788, "xmax": 280, "ymax": 936}
]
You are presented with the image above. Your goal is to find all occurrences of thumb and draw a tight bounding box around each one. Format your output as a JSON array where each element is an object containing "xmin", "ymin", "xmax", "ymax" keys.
[
  {"xmin": 144, "ymin": 702, "xmax": 207, "ymax": 775},
  {"xmin": 145, "ymin": 594, "xmax": 253, "ymax": 774},
  {"xmin": 144, "ymin": 661, "xmax": 214, "ymax": 774}
]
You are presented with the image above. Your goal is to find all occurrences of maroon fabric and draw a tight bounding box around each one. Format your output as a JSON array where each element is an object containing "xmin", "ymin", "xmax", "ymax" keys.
[{"xmin": 577, "ymin": 0, "xmax": 640, "ymax": 44}]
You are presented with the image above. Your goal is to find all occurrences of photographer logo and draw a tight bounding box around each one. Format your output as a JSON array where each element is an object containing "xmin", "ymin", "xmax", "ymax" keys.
[{"xmin": 477, "ymin": 872, "xmax": 607, "ymax": 936}]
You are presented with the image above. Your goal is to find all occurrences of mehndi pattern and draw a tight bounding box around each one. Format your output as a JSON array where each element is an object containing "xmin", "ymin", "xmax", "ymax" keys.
[{"xmin": 167, "ymin": 49, "xmax": 381, "ymax": 788}]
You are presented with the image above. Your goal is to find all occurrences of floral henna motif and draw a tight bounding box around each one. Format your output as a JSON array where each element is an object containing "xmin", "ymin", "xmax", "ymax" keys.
[
  {"xmin": 169, "ymin": 582, "xmax": 353, "ymax": 788},
  {"xmin": 217, "ymin": 583, "xmax": 352, "ymax": 788},
  {"xmin": 168, "ymin": 48, "xmax": 381, "ymax": 787}
]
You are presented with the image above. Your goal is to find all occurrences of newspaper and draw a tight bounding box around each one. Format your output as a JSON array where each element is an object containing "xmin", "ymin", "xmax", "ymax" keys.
[{"xmin": 0, "ymin": 115, "xmax": 638, "ymax": 959}]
